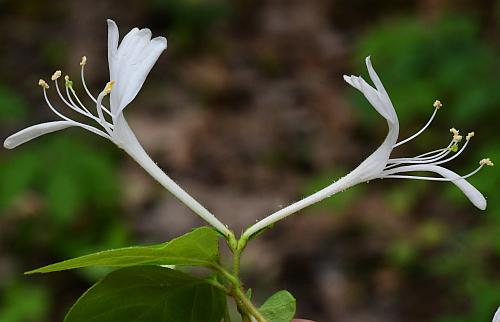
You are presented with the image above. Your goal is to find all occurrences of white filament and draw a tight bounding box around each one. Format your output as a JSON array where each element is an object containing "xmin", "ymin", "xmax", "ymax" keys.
[
  {"xmin": 393, "ymin": 107, "xmax": 438, "ymax": 148},
  {"xmin": 42, "ymin": 88, "xmax": 110, "ymax": 139},
  {"xmin": 81, "ymin": 65, "xmax": 113, "ymax": 117}
]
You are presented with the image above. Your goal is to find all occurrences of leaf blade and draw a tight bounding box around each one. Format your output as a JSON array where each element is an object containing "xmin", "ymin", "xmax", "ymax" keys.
[
  {"xmin": 259, "ymin": 290, "xmax": 296, "ymax": 322},
  {"xmin": 27, "ymin": 227, "xmax": 220, "ymax": 274},
  {"xmin": 64, "ymin": 266, "xmax": 226, "ymax": 322}
]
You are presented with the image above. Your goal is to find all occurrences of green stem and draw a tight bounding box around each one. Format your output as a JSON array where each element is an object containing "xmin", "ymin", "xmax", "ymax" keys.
[
  {"xmin": 232, "ymin": 287, "xmax": 267, "ymax": 322},
  {"xmin": 215, "ymin": 234, "xmax": 266, "ymax": 322},
  {"xmin": 231, "ymin": 236, "xmax": 266, "ymax": 322}
]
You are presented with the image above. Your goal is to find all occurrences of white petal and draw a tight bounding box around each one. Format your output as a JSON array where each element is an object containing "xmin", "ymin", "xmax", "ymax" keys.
[
  {"xmin": 344, "ymin": 74, "xmax": 391, "ymax": 120},
  {"xmin": 107, "ymin": 19, "xmax": 119, "ymax": 76},
  {"xmin": 381, "ymin": 164, "xmax": 487, "ymax": 210},
  {"xmin": 106, "ymin": 21, "xmax": 167, "ymax": 115},
  {"xmin": 109, "ymin": 26, "xmax": 140, "ymax": 113},
  {"xmin": 365, "ymin": 57, "xmax": 389, "ymax": 102},
  {"xmin": 365, "ymin": 56, "xmax": 398, "ymax": 123},
  {"xmin": 3, "ymin": 121, "xmax": 75, "ymax": 149},
  {"xmin": 493, "ymin": 306, "xmax": 500, "ymax": 322},
  {"xmin": 115, "ymin": 36, "xmax": 167, "ymax": 114}
]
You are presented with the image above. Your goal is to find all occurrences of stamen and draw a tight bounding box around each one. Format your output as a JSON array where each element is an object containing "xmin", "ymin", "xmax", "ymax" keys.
[
  {"xmin": 386, "ymin": 138, "xmax": 457, "ymax": 169},
  {"xmin": 80, "ymin": 56, "xmax": 87, "ymax": 66},
  {"xmin": 433, "ymin": 100, "xmax": 442, "ymax": 109},
  {"xmin": 51, "ymin": 70, "xmax": 62, "ymax": 81},
  {"xmin": 38, "ymin": 79, "xmax": 49, "ymax": 89},
  {"xmin": 411, "ymin": 138, "xmax": 456, "ymax": 160},
  {"xmin": 385, "ymin": 148, "xmax": 452, "ymax": 169},
  {"xmin": 64, "ymin": 75, "xmax": 93, "ymax": 116},
  {"xmin": 43, "ymin": 89, "xmax": 111, "ymax": 139},
  {"xmin": 388, "ymin": 140, "xmax": 453, "ymax": 164},
  {"xmin": 42, "ymin": 86, "xmax": 76, "ymax": 123},
  {"xmin": 53, "ymin": 75, "xmax": 113, "ymax": 129},
  {"xmin": 393, "ymin": 102, "xmax": 440, "ymax": 148},
  {"xmin": 450, "ymin": 128, "xmax": 462, "ymax": 142},
  {"xmin": 63, "ymin": 76, "xmax": 90, "ymax": 115},
  {"xmin": 430, "ymin": 135, "xmax": 471, "ymax": 166},
  {"xmin": 480, "ymin": 158, "xmax": 494, "ymax": 166},
  {"xmin": 80, "ymin": 61, "xmax": 113, "ymax": 117},
  {"xmin": 95, "ymin": 83, "xmax": 115, "ymax": 136},
  {"xmin": 103, "ymin": 81, "xmax": 115, "ymax": 95}
]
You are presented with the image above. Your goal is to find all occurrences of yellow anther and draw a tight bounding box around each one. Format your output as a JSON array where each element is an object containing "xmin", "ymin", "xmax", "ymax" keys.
[
  {"xmin": 449, "ymin": 128, "xmax": 462, "ymax": 142},
  {"xmin": 433, "ymin": 100, "xmax": 442, "ymax": 109},
  {"xmin": 80, "ymin": 56, "xmax": 87, "ymax": 66},
  {"xmin": 479, "ymin": 158, "xmax": 494, "ymax": 166},
  {"xmin": 38, "ymin": 79, "xmax": 49, "ymax": 89},
  {"xmin": 103, "ymin": 80, "xmax": 115, "ymax": 95},
  {"xmin": 466, "ymin": 132, "xmax": 475, "ymax": 141},
  {"xmin": 51, "ymin": 70, "xmax": 62, "ymax": 81}
]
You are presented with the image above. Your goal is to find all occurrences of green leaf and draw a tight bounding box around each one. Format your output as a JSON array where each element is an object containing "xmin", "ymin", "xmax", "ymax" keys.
[
  {"xmin": 259, "ymin": 290, "xmax": 296, "ymax": 322},
  {"xmin": 64, "ymin": 266, "xmax": 226, "ymax": 322},
  {"xmin": 27, "ymin": 227, "xmax": 220, "ymax": 274}
]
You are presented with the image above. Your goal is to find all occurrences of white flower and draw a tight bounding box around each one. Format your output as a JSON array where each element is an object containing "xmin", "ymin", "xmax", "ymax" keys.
[
  {"xmin": 3, "ymin": 20, "xmax": 231, "ymax": 237},
  {"xmin": 243, "ymin": 56, "xmax": 492, "ymax": 239},
  {"xmin": 493, "ymin": 306, "xmax": 500, "ymax": 322}
]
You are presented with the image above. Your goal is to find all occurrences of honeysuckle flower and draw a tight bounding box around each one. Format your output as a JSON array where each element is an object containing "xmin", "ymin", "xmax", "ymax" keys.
[
  {"xmin": 3, "ymin": 20, "xmax": 231, "ymax": 237},
  {"xmin": 243, "ymin": 56, "xmax": 492, "ymax": 239}
]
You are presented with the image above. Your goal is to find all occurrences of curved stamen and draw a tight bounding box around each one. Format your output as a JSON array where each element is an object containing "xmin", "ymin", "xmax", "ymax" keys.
[
  {"xmin": 429, "ymin": 135, "xmax": 472, "ymax": 166},
  {"xmin": 64, "ymin": 75, "xmax": 113, "ymax": 128},
  {"xmin": 41, "ymin": 86, "xmax": 111, "ymax": 139},
  {"xmin": 43, "ymin": 87, "xmax": 75, "ymax": 123},
  {"xmin": 385, "ymin": 143, "xmax": 456, "ymax": 170},
  {"xmin": 393, "ymin": 106, "xmax": 439, "ymax": 148},
  {"xmin": 95, "ymin": 82, "xmax": 115, "ymax": 136},
  {"xmin": 389, "ymin": 138, "xmax": 455, "ymax": 164},
  {"xmin": 80, "ymin": 59, "xmax": 113, "ymax": 117},
  {"xmin": 54, "ymin": 76, "xmax": 100, "ymax": 120},
  {"xmin": 65, "ymin": 78, "xmax": 96, "ymax": 117}
]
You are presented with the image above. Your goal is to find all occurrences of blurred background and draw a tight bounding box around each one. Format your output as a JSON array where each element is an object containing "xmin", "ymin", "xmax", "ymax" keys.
[{"xmin": 0, "ymin": 0, "xmax": 499, "ymax": 321}]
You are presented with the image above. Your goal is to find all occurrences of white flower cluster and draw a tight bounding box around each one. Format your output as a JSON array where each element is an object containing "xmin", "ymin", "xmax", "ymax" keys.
[{"xmin": 3, "ymin": 21, "xmax": 493, "ymax": 240}]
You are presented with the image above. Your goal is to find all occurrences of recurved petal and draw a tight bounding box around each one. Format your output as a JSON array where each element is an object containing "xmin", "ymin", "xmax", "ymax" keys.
[
  {"xmin": 3, "ymin": 121, "xmax": 75, "ymax": 149},
  {"xmin": 381, "ymin": 164, "xmax": 487, "ymax": 210},
  {"xmin": 344, "ymin": 74, "xmax": 391, "ymax": 120},
  {"xmin": 365, "ymin": 56, "xmax": 398, "ymax": 122},
  {"xmin": 365, "ymin": 57, "xmax": 389, "ymax": 100}
]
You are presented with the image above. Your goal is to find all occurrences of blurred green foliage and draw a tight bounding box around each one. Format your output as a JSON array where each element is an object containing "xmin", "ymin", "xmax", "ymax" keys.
[
  {"xmin": 0, "ymin": 282, "xmax": 50, "ymax": 322},
  {"xmin": 0, "ymin": 87, "xmax": 128, "ymax": 319},
  {"xmin": 151, "ymin": 0, "xmax": 232, "ymax": 53},
  {"xmin": 354, "ymin": 14, "xmax": 499, "ymax": 125},
  {"xmin": 0, "ymin": 86, "xmax": 28, "ymax": 124}
]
